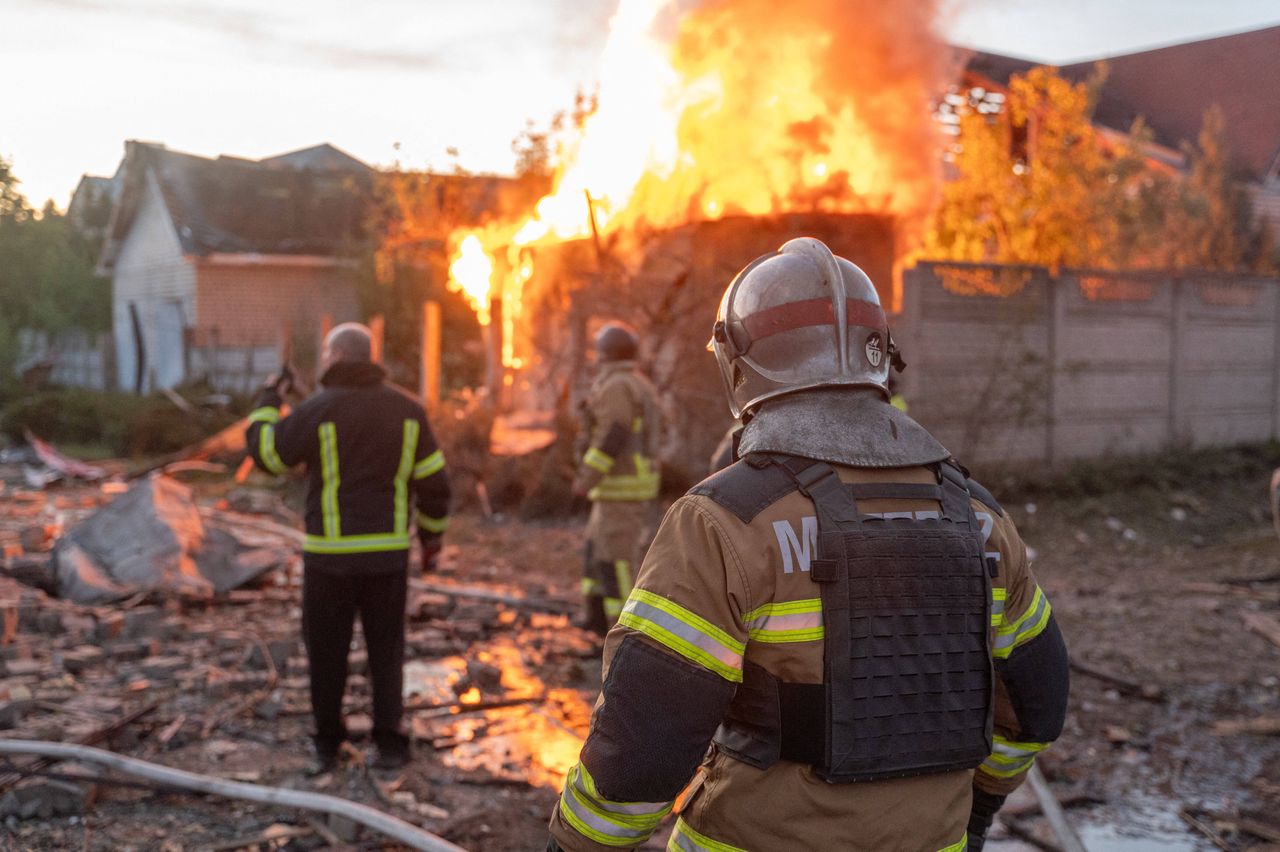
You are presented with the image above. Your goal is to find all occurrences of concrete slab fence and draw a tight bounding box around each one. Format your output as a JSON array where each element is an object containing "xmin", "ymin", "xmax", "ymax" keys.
[{"xmin": 896, "ymin": 262, "xmax": 1280, "ymax": 468}]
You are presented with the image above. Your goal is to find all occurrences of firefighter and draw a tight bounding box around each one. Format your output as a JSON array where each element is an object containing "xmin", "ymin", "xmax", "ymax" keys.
[
  {"xmin": 573, "ymin": 322, "xmax": 663, "ymax": 636},
  {"xmin": 548, "ymin": 239, "xmax": 1069, "ymax": 851},
  {"xmin": 246, "ymin": 323, "xmax": 451, "ymax": 773}
]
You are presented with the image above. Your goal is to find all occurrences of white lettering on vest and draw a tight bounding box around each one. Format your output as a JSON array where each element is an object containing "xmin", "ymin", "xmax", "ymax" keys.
[
  {"xmin": 975, "ymin": 511, "xmax": 1001, "ymax": 564},
  {"xmin": 772, "ymin": 516, "xmax": 818, "ymax": 574}
]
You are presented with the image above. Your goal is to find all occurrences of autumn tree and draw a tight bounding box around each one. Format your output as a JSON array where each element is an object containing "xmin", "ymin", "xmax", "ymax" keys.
[
  {"xmin": 929, "ymin": 67, "xmax": 1276, "ymax": 274},
  {"xmin": 927, "ymin": 65, "xmax": 1153, "ymax": 270}
]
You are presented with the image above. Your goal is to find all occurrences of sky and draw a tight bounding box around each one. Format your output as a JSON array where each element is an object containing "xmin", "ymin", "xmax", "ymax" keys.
[{"xmin": 5, "ymin": 0, "xmax": 1278, "ymax": 210}]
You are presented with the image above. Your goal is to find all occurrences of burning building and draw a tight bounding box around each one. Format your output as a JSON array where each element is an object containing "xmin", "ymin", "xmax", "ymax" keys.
[{"xmin": 442, "ymin": 0, "xmax": 953, "ymax": 481}]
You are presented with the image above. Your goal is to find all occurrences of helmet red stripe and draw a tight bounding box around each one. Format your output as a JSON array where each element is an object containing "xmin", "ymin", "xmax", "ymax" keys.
[{"xmin": 741, "ymin": 298, "xmax": 887, "ymax": 342}]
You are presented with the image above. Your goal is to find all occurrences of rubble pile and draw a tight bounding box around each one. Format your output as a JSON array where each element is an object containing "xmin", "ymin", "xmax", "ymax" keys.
[{"xmin": 0, "ymin": 456, "xmax": 600, "ymax": 849}]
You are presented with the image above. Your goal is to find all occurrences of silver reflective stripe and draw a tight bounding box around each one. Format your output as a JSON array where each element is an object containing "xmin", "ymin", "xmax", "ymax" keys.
[
  {"xmin": 993, "ymin": 586, "xmax": 1050, "ymax": 655},
  {"xmin": 559, "ymin": 785, "xmax": 652, "ymax": 844},
  {"xmin": 746, "ymin": 608, "xmax": 823, "ymax": 634},
  {"xmin": 620, "ymin": 595, "xmax": 743, "ymax": 679},
  {"xmin": 569, "ymin": 765, "xmax": 668, "ymax": 819}
]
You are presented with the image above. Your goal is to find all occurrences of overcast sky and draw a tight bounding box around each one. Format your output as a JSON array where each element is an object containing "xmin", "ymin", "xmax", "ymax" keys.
[{"xmin": 6, "ymin": 0, "xmax": 1278, "ymax": 210}]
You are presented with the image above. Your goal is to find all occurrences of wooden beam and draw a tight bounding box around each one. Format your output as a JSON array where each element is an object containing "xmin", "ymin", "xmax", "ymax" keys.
[{"xmin": 420, "ymin": 301, "xmax": 441, "ymax": 411}]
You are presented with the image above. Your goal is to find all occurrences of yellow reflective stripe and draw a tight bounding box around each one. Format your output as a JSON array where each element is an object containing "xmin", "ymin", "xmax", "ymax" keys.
[
  {"xmin": 938, "ymin": 833, "xmax": 968, "ymax": 852},
  {"xmin": 559, "ymin": 763, "xmax": 667, "ymax": 847},
  {"xmin": 413, "ymin": 449, "xmax": 444, "ymax": 479},
  {"xmin": 581, "ymin": 577, "xmax": 600, "ymax": 596},
  {"xmin": 604, "ymin": 597, "xmax": 624, "ymax": 619},
  {"xmin": 416, "ymin": 514, "xmax": 448, "ymax": 534},
  {"xmin": 991, "ymin": 587, "xmax": 1007, "ymax": 627},
  {"xmin": 584, "ymin": 447, "xmax": 615, "ymax": 474},
  {"xmin": 618, "ymin": 589, "xmax": 744, "ymax": 683},
  {"xmin": 589, "ymin": 471, "xmax": 660, "ymax": 501},
  {"xmin": 890, "ymin": 394, "xmax": 908, "ymax": 413},
  {"xmin": 978, "ymin": 736, "xmax": 1049, "ymax": 779},
  {"xmin": 632, "ymin": 416, "xmax": 643, "ymax": 433},
  {"xmin": 993, "ymin": 585, "xmax": 1051, "ymax": 659},
  {"xmin": 394, "ymin": 419, "xmax": 419, "ymax": 534},
  {"xmin": 742, "ymin": 598, "xmax": 824, "ymax": 643},
  {"xmin": 614, "ymin": 560, "xmax": 633, "ymax": 599},
  {"xmin": 303, "ymin": 533, "xmax": 411, "ymax": 554},
  {"xmin": 248, "ymin": 406, "xmax": 280, "ymax": 424},
  {"xmin": 668, "ymin": 817, "xmax": 747, "ymax": 852},
  {"xmin": 572, "ymin": 764, "xmax": 671, "ymax": 820},
  {"xmin": 258, "ymin": 424, "xmax": 288, "ymax": 475},
  {"xmin": 318, "ymin": 423, "xmax": 340, "ymax": 537}
]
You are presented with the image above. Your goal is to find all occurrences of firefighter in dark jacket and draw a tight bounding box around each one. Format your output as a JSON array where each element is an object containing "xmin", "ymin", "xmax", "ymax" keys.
[
  {"xmin": 246, "ymin": 323, "xmax": 451, "ymax": 772},
  {"xmin": 548, "ymin": 239, "xmax": 1069, "ymax": 850}
]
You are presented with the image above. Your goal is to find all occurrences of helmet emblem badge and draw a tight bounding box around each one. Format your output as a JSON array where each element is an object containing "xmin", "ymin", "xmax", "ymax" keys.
[{"xmin": 865, "ymin": 332, "xmax": 884, "ymax": 368}]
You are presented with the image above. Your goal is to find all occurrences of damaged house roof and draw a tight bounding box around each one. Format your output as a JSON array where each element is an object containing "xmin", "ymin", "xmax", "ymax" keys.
[
  {"xmin": 100, "ymin": 142, "xmax": 375, "ymax": 270},
  {"xmin": 965, "ymin": 24, "xmax": 1280, "ymax": 180}
]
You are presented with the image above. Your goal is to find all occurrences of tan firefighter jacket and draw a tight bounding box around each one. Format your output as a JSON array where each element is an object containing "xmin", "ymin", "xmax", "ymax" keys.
[
  {"xmin": 576, "ymin": 361, "xmax": 662, "ymax": 502},
  {"xmin": 550, "ymin": 462, "xmax": 1064, "ymax": 852}
]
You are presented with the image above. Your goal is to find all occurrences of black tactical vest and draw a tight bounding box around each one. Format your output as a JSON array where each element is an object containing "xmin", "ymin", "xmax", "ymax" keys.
[{"xmin": 699, "ymin": 454, "xmax": 995, "ymax": 783}]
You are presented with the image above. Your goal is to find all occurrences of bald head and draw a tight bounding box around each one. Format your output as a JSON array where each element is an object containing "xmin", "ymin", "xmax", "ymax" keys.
[{"xmin": 324, "ymin": 323, "xmax": 373, "ymax": 367}]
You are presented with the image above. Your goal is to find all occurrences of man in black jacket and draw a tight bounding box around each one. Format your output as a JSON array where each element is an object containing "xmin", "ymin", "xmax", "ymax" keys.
[{"xmin": 246, "ymin": 323, "xmax": 450, "ymax": 772}]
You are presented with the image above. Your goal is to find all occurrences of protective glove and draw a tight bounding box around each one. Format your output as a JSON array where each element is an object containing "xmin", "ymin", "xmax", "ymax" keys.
[
  {"xmin": 966, "ymin": 788, "xmax": 1007, "ymax": 851},
  {"xmin": 418, "ymin": 532, "xmax": 443, "ymax": 573},
  {"xmin": 268, "ymin": 365, "xmax": 295, "ymax": 397}
]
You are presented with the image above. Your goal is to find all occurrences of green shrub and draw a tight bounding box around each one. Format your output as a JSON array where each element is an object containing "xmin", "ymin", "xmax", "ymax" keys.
[{"xmin": 1, "ymin": 386, "xmax": 242, "ymax": 458}]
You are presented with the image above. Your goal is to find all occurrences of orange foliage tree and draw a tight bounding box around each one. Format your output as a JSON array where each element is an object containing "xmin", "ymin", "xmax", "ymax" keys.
[{"xmin": 927, "ymin": 66, "xmax": 1273, "ymax": 273}]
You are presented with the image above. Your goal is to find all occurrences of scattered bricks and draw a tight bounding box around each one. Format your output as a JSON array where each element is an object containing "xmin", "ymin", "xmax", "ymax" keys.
[
  {"xmin": 407, "ymin": 628, "xmax": 453, "ymax": 657},
  {"xmin": 415, "ymin": 592, "xmax": 455, "ymax": 621},
  {"xmin": 0, "ymin": 779, "xmax": 91, "ymax": 820},
  {"xmin": 453, "ymin": 602, "xmax": 500, "ymax": 624},
  {"xmin": 123, "ymin": 606, "xmax": 166, "ymax": 639},
  {"xmin": 285, "ymin": 656, "xmax": 309, "ymax": 678},
  {"xmin": 103, "ymin": 639, "xmax": 151, "ymax": 663},
  {"xmin": 93, "ymin": 613, "xmax": 125, "ymax": 643},
  {"xmin": 59, "ymin": 614, "xmax": 95, "ymax": 642},
  {"xmin": 57, "ymin": 645, "xmax": 105, "ymax": 675},
  {"xmin": 0, "ymin": 604, "xmax": 16, "ymax": 647},
  {"xmin": 139, "ymin": 656, "xmax": 187, "ymax": 682},
  {"xmin": 3, "ymin": 660, "xmax": 46, "ymax": 678}
]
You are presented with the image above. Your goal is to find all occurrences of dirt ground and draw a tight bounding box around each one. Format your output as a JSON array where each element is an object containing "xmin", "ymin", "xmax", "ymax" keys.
[{"xmin": 2, "ymin": 444, "xmax": 1279, "ymax": 851}]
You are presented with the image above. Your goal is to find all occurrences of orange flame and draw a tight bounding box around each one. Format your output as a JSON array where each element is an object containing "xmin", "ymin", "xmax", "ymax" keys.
[{"xmin": 449, "ymin": 0, "xmax": 947, "ymax": 364}]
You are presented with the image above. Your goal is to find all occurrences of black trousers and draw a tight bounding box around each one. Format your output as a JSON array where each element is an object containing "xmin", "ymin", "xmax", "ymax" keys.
[{"xmin": 302, "ymin": 555, "xmax": 408, "ymax": 751}]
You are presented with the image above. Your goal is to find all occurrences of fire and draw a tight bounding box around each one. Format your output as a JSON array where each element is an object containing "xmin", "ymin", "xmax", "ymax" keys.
[
  {"xmin": 447, "ymin": 235, "xmax": 495, "ymax": 324},
  {"xmin": 449, "ymin": 0, "xmax": 947, "ymax": 364}
]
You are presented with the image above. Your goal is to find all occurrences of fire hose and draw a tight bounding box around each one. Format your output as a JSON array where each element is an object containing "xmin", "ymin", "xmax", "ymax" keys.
[{"xmin": 0, "ymin": 740, "xmax": 466, "ymax": 852}]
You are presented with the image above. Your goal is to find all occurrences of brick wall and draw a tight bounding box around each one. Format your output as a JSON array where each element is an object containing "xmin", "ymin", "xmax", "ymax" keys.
[{"xmin": 193, "ymin": 260, "xmax": 359, "ymax": 349}]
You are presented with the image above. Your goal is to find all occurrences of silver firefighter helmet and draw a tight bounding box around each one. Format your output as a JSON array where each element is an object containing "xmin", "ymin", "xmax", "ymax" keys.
[{"xmin": 710, "ymin": 237, "xmax": 894, "ymax": 419}]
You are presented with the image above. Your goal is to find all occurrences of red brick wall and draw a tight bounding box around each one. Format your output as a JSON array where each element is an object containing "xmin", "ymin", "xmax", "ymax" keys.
[{"xmin": 192, "ymin": 261, "xmax": 359, "ymax": 348}]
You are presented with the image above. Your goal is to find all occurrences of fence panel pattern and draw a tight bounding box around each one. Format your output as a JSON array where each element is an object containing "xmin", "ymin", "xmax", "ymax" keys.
[{"xmin": 898, "ymin": 263, "xmax": 1280, "ymax": 467}]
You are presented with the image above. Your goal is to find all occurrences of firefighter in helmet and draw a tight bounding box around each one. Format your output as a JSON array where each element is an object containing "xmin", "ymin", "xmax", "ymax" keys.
[
  {"xmin": 549, "ymin": 238, "xmax": 1069, "ymax": 850},
  {"xmin": 573, "ymin": 322, "xmax": 664, "ymax": 635}
]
